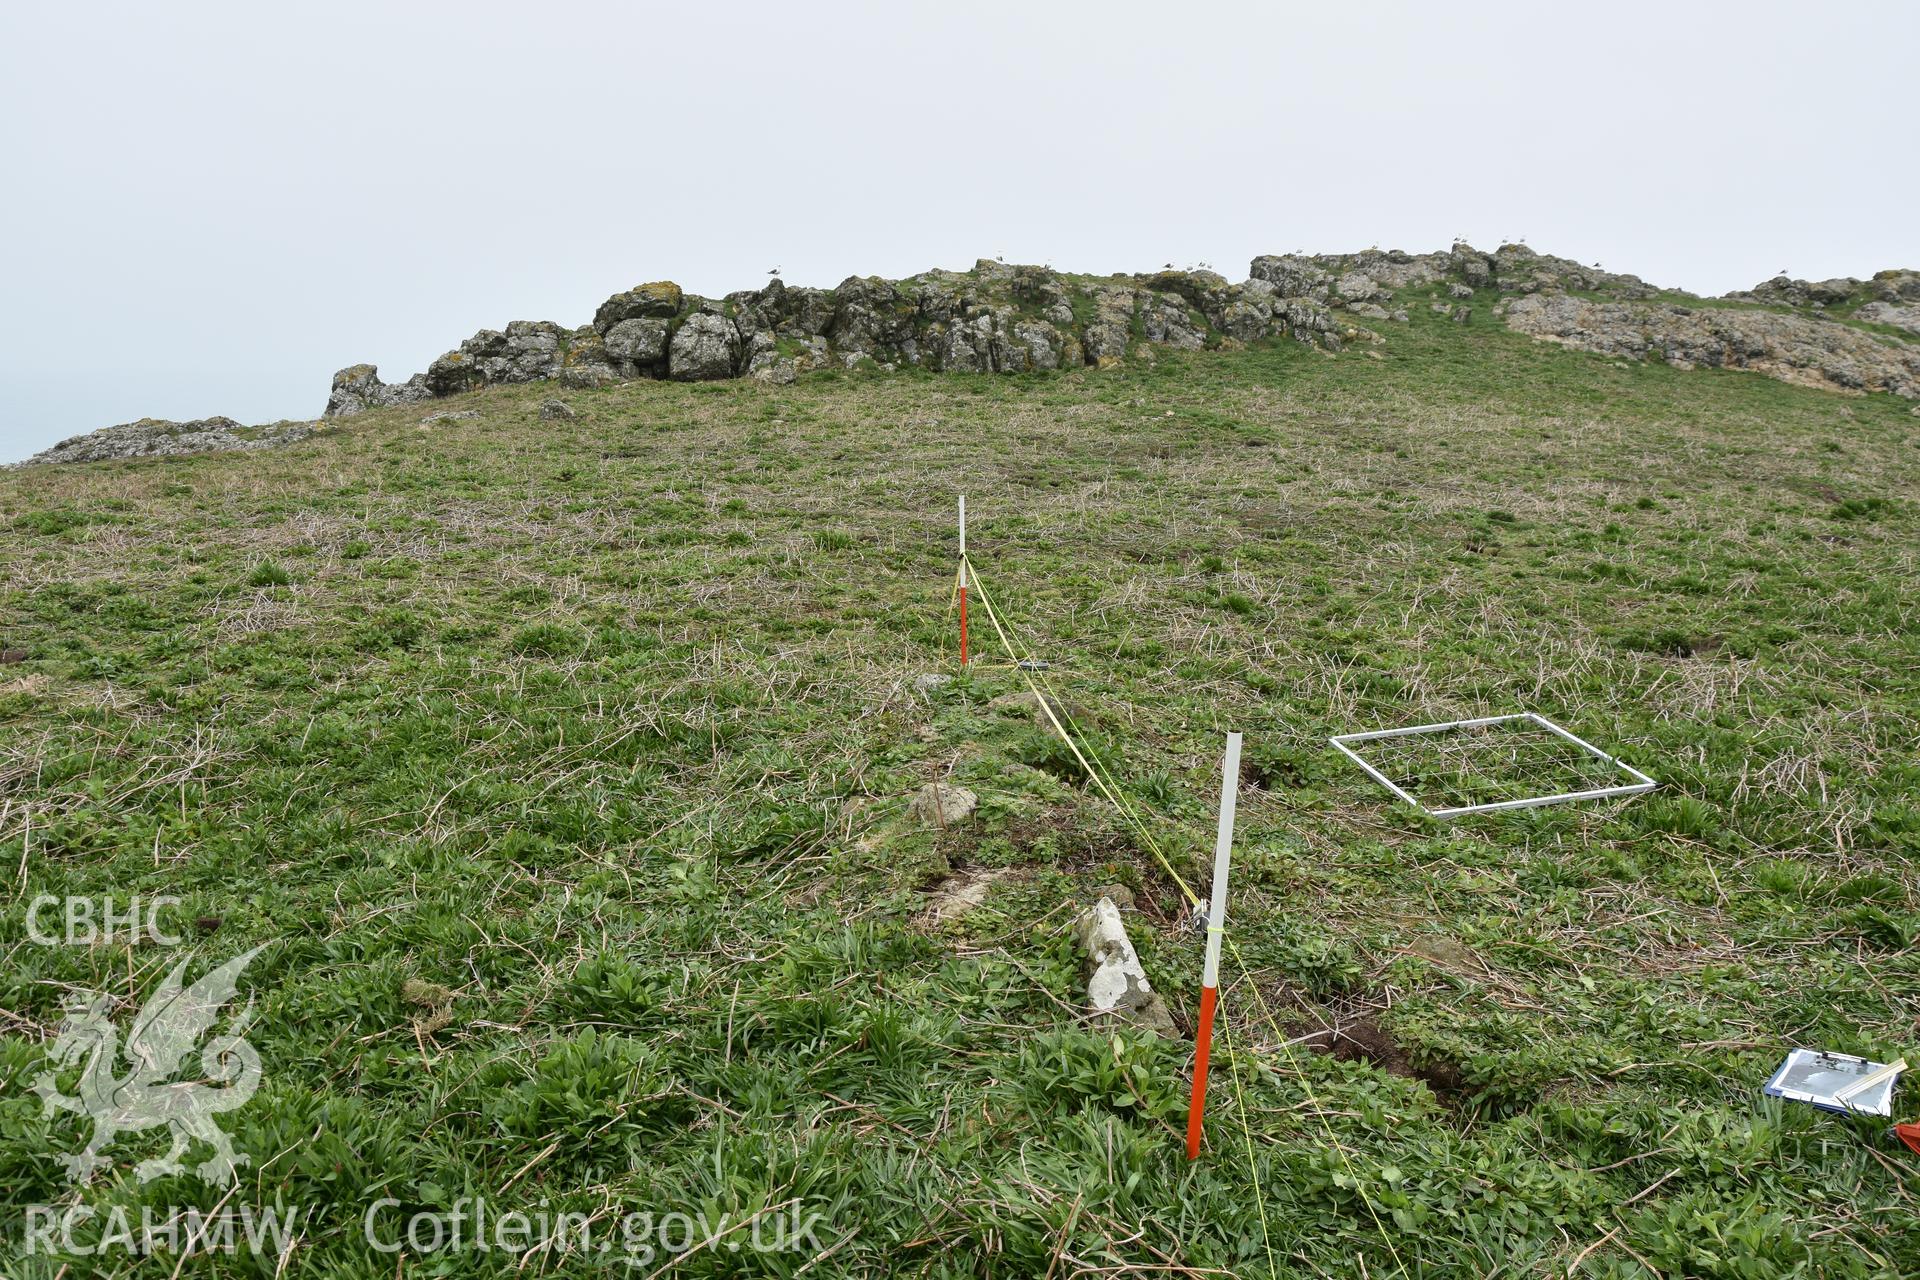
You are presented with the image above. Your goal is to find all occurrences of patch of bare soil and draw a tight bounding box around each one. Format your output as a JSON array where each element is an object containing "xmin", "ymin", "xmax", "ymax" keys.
[
  {"xmin": 1261, "ymin": 981, "xmax": 1468, "ymax": 1103},
  {"xmin": 1315, "ymin": 1014, "xmax": 1466, "ymax": 1099}
]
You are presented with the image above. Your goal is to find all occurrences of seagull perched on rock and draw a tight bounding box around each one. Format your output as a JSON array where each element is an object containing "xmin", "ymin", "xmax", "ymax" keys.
[{"xmin": 768, "ymin": 266, "xmax": 781, "ymax": 276}]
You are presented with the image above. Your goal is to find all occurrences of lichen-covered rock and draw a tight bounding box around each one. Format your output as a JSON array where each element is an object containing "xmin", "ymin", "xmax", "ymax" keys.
[
  {"xmin": 1249, "ymin": 254, "xmax": 1329, "ymax": 299},
  {"xmin": 1215, "ymin": 279, "xmax": 1278, "ymax": 343},
  {"xmin": 15, "ymin": 417, "xmax": 314, "ymax": 466},
  {"xmin": 1872, "ymin": 270, "xmax": 1920, "ymax": 304},
  {"xmin": 555, "ymin": 329, "xmax": 620, "ymax": 389},
  {"xmin": 424, "ymin": 348, "xmax": 482, "ymax": 397},
  {"xmin": 667, "ymin": 312, "xmax": 741, "ymax": 381},
  {"xmin": 1333, "ymin": 271, "xmax": 1379, "ymax": 302},
  {"xmin": 1081, "ymin": 286, "xmax": 1136, "ymax": 366},
  {"xmin": 1857, "ymin": 301, "xmax": 1920, "ymax": 335},
  {"xmin": 1737, "ymin": 275, "xmax": 1861, "ymax": 309},
  {"xmin": 537, "ymin": 397, "xmax": 575, "ymax": 421},
  {"xmin": 829, "ymin": 276, "xmax": 915, "ymax": 360},
  {"xmin": 932, "ymin": 308, "xmax": 1017, "ymax": 372},
  {"xmin": 602, "ymin": 316, "xmax": 670, "ymax": 374},
  {"xmin": 1505, "ymin": 293, "xmax": 1920, "ymax": 398},
  {"xmin": 1008, "ymin": 319, "xmax": 1064, "ymax": 371},
  {"xmin": 1284, "ymin": 297, "xmax": 1337, "ymax": 344},
  {"xmin": 424, "ymin": 321, "xmax": 570, "ymax": 396},
  {"xmin": 1722, "ymin": 269, "xmax": 1920, "ymax": 337},
  {"xmin": 1138, "ymin": 269, "xmax": 1234, "ymax": 319},
  {"xmin": 325, "ymin": 364, "xmax": 433, "ymax": 418},
  {"xmin": 1138, "ymin": 292, "xmax": 1206, "ymax": 349},
  {"xmin": 1488, "ymin": 245, "xmax": 1656, "ymax": 298},
  {"xmin": 592, "ymin": 281, "xmax": 684, "ymax": 333},
  {"xmin": 742, "ymin": 280, "xmax": 833, "ymax": 338},
  {"xmin": 1450, "ymin": 242, "xmax": 1494, "ymax": 289}
]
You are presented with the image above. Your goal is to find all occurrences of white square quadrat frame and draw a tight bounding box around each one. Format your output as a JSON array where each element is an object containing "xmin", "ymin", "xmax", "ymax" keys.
[{"xmin": 1329, "ymin": 712, "xmax": 1658, "ymax": 819}]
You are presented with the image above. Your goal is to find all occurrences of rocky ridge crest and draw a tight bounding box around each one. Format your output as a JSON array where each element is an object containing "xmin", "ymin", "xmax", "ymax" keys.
[
  {"xmin": 17, "ymin": 247, "xmax": 1919, "ymax": 466},
  {"xmin": 323, "ymin": 257, "xmax": 1352, "ymax": 417},
  {"xmin": 11, "ymin": 417, "xmax": 315, "ymax": 468}
]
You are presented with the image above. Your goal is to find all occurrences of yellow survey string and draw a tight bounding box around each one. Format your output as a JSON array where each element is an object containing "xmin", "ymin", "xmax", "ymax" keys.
[
  {"xmin": 1218, "ymin": 992, "xmax": 1279, "ymax": 1278},
  {"xmin": 964, "ymin": 556, "xmax": 1415, "ymax": 1280}
]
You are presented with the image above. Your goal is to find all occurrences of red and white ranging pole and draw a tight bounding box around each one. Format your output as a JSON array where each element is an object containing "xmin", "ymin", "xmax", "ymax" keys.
[
  {"xmin": 957, "ymin": 495, "xmax": 969, "ymax": 666},
  {"xmin": 1186, "ymin": 730, "xmax": 1242, "ymax": 1161}
]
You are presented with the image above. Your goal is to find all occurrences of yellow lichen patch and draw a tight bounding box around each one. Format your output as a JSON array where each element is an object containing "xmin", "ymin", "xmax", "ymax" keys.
[{"xmin": 636, "ymin": 281, "xmax": 683, "ymax": 308}]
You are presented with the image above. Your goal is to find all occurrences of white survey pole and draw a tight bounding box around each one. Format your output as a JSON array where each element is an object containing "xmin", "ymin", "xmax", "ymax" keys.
[
  {"xmin": 956, "ymin": 496, "xmax": 970, "ymax": 663},
  {"xmin": 1186, "ymin": 730, "xmax": 1241, "ymax": 1159},
  {"xmin": 1202, "ymin": 731, "xmax": 1241, "ymax": 989}
]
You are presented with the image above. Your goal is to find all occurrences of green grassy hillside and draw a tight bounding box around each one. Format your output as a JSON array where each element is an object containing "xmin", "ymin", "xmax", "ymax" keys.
[{"xmin": 3, "ymin": 306, "xmax": 1917, "ymax": 1277}]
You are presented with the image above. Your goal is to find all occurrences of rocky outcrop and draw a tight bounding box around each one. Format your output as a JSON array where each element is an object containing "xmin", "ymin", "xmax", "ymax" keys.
[
  {"xmin": 13, "ymin": 417, "xmax": 315, "ymax": 467},
  {"xmin": 300, "ymin": 246, "xmax": 1918, "ymax": 418},
  {"xmin": 668, "ymin": 311, "xmax": 741, "ymax": 381},
  {"xmin": 320, "ymin": 244, "xmax": 1738, "ymax": 421},
  {"xmin": 1723, "ymin": 269, "xmax": 1920, "ymax": 338},
  {"xmin": 1256, "ymin": 243, "xmax": 1658, "ymax": 316},
  {"xmin": 23, "ymin": 245, "xmax": 1919, "ymax": 469},
  {"xmin": 1503, "ymin": 293, "xmax": 1920, "ymax": 398},
  {"xmin": 1857, "ymin": 301, "xmax": 1920, "ymax": 335},
  {"xmin": 425, "ymin": 321, "xmax": 573, "ymax": 396},
  {"xmin": 326, "ymin": 364, "xmax": 433, "ymax": 417},
  {"xmin": 1736, "ymin": 275, "xmax": 1862, "ymax": 309},
  {"xmin": 321, "ymin": 255, "xmax": 1351, "ymax": 417}
]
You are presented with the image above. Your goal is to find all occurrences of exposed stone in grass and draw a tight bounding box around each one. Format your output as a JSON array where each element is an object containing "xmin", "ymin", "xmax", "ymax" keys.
[
  {"xmin": 538, "ymin": 397, "xmax": 576, "ymax": 421},
  {"xmin": 910, "ymin": 672, "xmax": 952, "ymax": 700},
  {"xmin": 909, "ymin": 781, "xmax": 977, "ymax": 828},
  {"xmin": 919, "ymin": 865, "xmax": 1015, "ymax": 925},
  {"xmin": 1075, "ymin": 895, "xmax": 1175, "ymax": 1035}
]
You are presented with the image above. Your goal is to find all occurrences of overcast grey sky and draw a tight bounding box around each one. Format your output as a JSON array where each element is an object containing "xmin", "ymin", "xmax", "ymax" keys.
[{"xmin": 2, "ymin": 1, "xmax": 1914, "ymax": 463}]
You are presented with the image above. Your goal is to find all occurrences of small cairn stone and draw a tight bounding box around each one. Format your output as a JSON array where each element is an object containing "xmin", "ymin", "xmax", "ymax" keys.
[
  {"xmin": 909, "ymin": 782, "xmax": 977, "ymax": 828},
  {"xmin": 1075, "ymin": 895, "xmax": 1175, "ymax": 1035}
]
